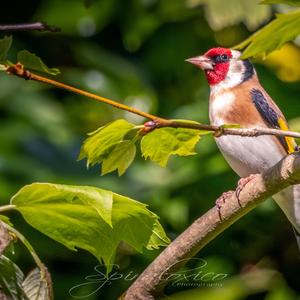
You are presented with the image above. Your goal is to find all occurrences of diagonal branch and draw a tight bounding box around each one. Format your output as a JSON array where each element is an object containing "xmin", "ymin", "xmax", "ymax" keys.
[
  {"xmin": 121, "ymin": 152, "xmax": 300, "ymax": 299},
  {"xmin": 6, "ymin": 63, "xmax": 160, "ymax": 121},
  {"xmin": 5, "ymin": 63, "xmax": 300, "ymax": 140}
]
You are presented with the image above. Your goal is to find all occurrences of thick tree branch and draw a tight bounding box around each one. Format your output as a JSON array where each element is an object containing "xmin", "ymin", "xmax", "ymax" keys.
[
  {"xmin": 0, "ymin": 22, "xmax": 60, "ymax": 32},
  {"xmin": 5, "ymin": 63, "xmax": 300, "ymax": 140},
  {"xmin": 121, "ymin": 152, "xmax": 300, "ymax": 299}
]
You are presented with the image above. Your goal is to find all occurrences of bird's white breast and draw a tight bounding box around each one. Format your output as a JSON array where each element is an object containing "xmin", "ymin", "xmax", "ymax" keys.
[
  {"xmin": 209, "ymin": 90, "xmax": 284, "ymax": 177},
  {"xmin": 209, "ymin": 91, "xmax": 235, "ymax": 125},
  {"xmin": 215, "ymin": 135, "xmax": 284, "ymax": 177}
]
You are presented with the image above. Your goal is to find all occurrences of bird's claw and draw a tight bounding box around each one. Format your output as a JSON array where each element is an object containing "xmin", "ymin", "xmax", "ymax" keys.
[
  {"xmin": 216, "ymin": 191, "xmax": 235, "ymax": 219},
  {"xmin": 235, "ymin": 174, "xmax": 258, "ymax": 206},
  {"xmin": 215, "ymin": 174, "xmax": 258, "ymax": 219}
]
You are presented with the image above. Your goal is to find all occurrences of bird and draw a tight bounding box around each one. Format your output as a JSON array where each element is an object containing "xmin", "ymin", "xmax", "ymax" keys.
[{"xmin": 186, "ymin": 47, "xmax": 300, "ymax": 249}]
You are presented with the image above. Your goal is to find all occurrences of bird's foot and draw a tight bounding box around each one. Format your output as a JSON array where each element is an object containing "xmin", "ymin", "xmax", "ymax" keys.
[
  {"xmin": 216, "ymin": 190, "xmax": 235, "ymax": 220},
  {"xmin": 236, "ymin": 174, "xmax": 258, "ymax": 206}
]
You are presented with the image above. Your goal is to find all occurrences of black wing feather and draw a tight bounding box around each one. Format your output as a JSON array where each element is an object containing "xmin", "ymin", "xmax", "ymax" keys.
[{"xmin": 250, "ymin": 88, "xmax": 289, "ymax": 152}]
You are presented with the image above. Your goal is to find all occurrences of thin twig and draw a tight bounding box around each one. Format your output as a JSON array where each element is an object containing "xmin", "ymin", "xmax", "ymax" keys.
[
  {"xmin": 145, "ymin": 119, "xmax": 300, "ymax": 139},
  {"xmin": 221, "ymin": 127, "xmax": 300, "ymax": 139},
  {"xmin": 5, "ymin": 63, "xmax": 300, "ymax": 140},
  {"xmin": 0, "ymin": 22, "xmax": 60, "ymax": 32},
  {"xmin": 121, "ymin": 152, "xmax": 300, "ymax": 299},
  {"xmin": 6, "ymin": 63, "xmax": 161, "ymax": 121}
]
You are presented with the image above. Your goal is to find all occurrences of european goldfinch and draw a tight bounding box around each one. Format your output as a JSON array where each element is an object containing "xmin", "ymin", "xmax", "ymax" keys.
[{"xmin": 186, "ymin": 47, "xmax": 300, "ymax": 249}]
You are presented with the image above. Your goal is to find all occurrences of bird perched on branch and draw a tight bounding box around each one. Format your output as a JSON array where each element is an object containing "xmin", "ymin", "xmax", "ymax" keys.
[{"xmin": 186, "ymin": 47, "xmax": 300, "ymax": 249}]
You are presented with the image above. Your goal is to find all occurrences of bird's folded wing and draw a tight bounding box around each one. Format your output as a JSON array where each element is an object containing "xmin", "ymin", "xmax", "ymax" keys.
[{"xmin": 250, "ymin": 88, "xmax": 297, "ymax": 154}]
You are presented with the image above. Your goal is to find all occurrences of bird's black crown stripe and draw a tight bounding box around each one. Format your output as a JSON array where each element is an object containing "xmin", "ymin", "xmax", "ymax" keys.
[
  {"xmin": 241, "ymin": 59, "xmax": 254, "ymax": 83},
  {"xmin": 250, "ymin": 88, "xmax": 289, "ymax": 152}
]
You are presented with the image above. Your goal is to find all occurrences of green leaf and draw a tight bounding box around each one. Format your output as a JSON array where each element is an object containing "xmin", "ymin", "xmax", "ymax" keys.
[
  {"xmin": 0, "ymin": 36, "xmax": 12, "ymax": 63},
  {"xmin": 22, "ymin": 268, "xmax": 53, "ymax": 300},
  {"xmin": 0, "ymin": 255, "xmax": 27, "ymax": 300},
  {"xmin": 11, "ymin": 183, "xmax": 169, "ymax": 273},
  {"xmin": 235, "ymin": 10, "xmax": 300, "ymax": 58},
  {"xmin": 261, "ymin": 0, "xmax": 300, "ymax": 6},
  {"xmin": 102, "ymin": 140, "xmax": 136, "ymax": 176},
  {"xmin": 146, "ymin": 220, "xmax": 170, "ymax": 250},
  {"xmin": 17, "ymin": 50, "xmax": 60, "ymax": 75},
  {"xmin": 141, "ymin": 127, "xmax": 201, "ymax": 167},
  {"xmin": 79, "ymin": 119, "xmax": 137, "ymax": 174},
  {"xmin": 11, "ymin": 183, "xmax": 113, "ymax": 227}
]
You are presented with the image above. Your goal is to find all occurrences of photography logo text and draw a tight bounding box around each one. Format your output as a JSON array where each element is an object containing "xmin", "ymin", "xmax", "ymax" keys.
[{"xmin": 69, "ymin": 258, "xmax": 229, "ymax": 298}]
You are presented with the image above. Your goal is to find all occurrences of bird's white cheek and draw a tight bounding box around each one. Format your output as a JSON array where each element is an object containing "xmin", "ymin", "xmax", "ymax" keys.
[
  {"xmin": 210, "ymin": 61, "xmax": 244, "ymax": 93},
  {"xmin": 209, "ymin": 91, "xmax": 236, "ymax": 126}
]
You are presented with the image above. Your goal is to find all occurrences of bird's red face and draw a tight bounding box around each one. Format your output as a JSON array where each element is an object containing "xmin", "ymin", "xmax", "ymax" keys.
[{"xmin": 186, "ymin": 48, "xmax": 233, "ymax": 85}]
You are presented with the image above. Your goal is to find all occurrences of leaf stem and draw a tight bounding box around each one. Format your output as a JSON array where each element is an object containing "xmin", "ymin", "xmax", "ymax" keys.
[
  {"xmin": 3, "ymin": 222, "xmax": 46, "ymax": 273},
  {"xmin": 0, "ymin": 204, "xmax": 16, "ymax": 213}
]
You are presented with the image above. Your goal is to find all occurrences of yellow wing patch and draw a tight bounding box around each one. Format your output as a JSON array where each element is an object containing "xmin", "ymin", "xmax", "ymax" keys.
[{"xmin": 278, "ymin": 118, "xmax": 296, "ymax": 154}]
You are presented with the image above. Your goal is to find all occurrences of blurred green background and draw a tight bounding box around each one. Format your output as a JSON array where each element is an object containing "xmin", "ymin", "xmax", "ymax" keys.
[{"xmin": 1, "ymin": 0, "xmax": 300, "ymax": 299}]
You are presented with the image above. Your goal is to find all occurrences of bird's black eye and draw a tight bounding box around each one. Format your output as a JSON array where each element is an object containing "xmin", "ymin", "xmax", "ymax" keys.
[{"xmin": 213, "ymin": 54, "xmax": 230, "ymax": 63}]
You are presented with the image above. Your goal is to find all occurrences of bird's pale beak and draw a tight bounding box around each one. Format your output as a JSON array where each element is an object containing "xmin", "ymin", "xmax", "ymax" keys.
[{"xmin": 185, "ymin": 56, "xmax": 214, "ymax": 70}]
